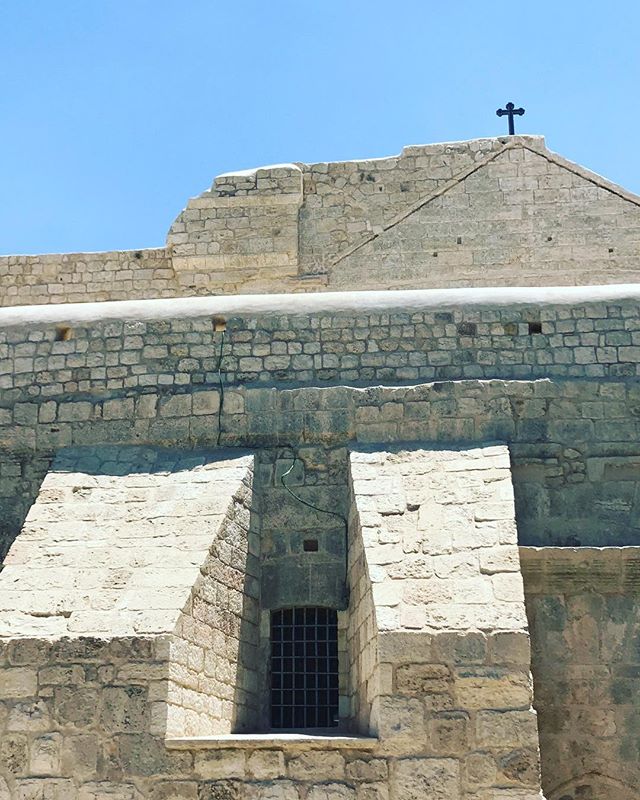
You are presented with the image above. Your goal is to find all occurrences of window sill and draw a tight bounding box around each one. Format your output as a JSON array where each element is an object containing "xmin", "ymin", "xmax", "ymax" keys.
[{"xmin": 165, "ymin": 733, "xmax": 378, "ymax": 750}]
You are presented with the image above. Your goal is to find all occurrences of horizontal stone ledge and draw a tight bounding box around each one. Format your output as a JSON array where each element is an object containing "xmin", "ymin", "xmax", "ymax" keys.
[
  {"xmin": 186, "ymin": 192, "xmax": 303, "ymax": 209},
  {"xmin": 165, "ymin": 734, "xmax": 378, "ymax": 751},
  {"xmin": 3, "ymin": 283, "xmax": 640, "ymax": 328},
  {"xmin": 520, "ymin": 545, "xmax": 640, "ymax": 594}
]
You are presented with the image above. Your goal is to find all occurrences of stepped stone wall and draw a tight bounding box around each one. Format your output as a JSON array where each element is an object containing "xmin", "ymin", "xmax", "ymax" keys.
[
  {"xmin": 0, "ymin": 447, "xmax": 253, "ymax": 640},
  {"xmin": 3, "ymin": 134, "xmax": 640, "ymax": 799},
  {"xmin": 4, "ymin": 136, "xmax": 640, "ymax": 305},
  {"xmin": 0, "ymin": 444, "xmax": 546, "ymax": 800},
  {"xmin": 4, "ymin": 289, "xmax": 640, "ymax": 562},
  {"xmin": 5, "ymin": 376, "xmax": 640, "ymax": 559}
]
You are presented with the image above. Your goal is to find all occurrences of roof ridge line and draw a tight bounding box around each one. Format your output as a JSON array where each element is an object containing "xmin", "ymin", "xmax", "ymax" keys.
[
  {"xmin": 522, "ymin": 140, "xmax": 640, "ymax": 207},
  {"xmin": 329, "ymin": 141, "xmax": 517, "ymax": 268}
]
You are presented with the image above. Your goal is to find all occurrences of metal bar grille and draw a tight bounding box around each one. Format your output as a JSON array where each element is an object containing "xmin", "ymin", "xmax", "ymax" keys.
[{"xmin": 270, "ymin": 607, "xmax": 339, "ymax": 729}]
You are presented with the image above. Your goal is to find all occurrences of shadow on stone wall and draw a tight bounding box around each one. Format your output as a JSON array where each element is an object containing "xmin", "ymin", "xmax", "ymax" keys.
[{"xmin": 0, "ymin": 454, "xmax": 52, "ymax": 564}]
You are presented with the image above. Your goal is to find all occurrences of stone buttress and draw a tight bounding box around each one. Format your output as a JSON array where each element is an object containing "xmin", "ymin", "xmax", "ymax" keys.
[{"xmin": 348, "ymin": 445, "xmax": 543, "ymax": 798}]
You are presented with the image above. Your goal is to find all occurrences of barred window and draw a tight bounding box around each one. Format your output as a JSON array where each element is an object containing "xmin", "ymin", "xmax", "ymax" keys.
[{"xmin": 270, "ymin": 607, "xmax": 339, "ymax": 729}]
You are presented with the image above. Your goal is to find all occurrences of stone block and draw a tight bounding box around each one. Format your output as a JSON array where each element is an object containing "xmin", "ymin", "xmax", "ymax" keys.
[
  {"xmin": 475, "ymin": 710, "xmax": 539, "ymax": 748},
  {"xmin": 29, "ymin": 733, "xmax": 61, "ymax": 776},
  {"xmin": 345, "ymin": 759, "xmax": 388, "ymax": 782},
  {"xmin": 195, "ymin": 750, "xmax": 247, "ymax": 780},
  {"xmin": 428, "ymin": 711, "xmax": 470, "ymax": 755},
  {"xmin": 244, "ymin": 782, "xmax": 299, "ymax": 800},
  {"xmin": 149, "ymin": 783, "xmax": 199, "ymax": 800},
  {"xmin": 247, "ymin": 750, "xmax": 286, "ymax": 780},
  {"xmin": 306, "ymin": 785, "xmax": 355, "ymax": 800},
  {"xmin": 193, "ymin": 391, "xmax": 221, "ymax": 416},
  {"xmin": 100, "ymin": 686, "xmax": 148, "ymax": 731},
  {"xmin": 0, "ymin": 668, "xmax": 37, "ymax": 699},
  {"xmin": 454, "ymin": 667, "xmax": 532, "ymax": 709},
  {"xmin": 395, "ymin": 664, "xmax": 451, "ymax": 695},
  {"xmin": 102, "ymin": 398, "xmax": 135, "ymax": 420},
  {"xmin": 0, "ymin": 732, "xmax": 28, "ymax": 774},
  {"xmin": 15, "ymin": 779, "xmax": 77, "ymax": 800},
  {"xmin": 376, "ymin": 696, "xmax": 424, "ymax": 740},
  {"xmin": 390, "ymin": 758, "xmax": 459, "ymax": 800},
  {"xmin": 287, "ymin": 751, "xmax": 345, "ymax": 781},
  {"xmin": 61, "ymin": 734, "xmax": 99, "ymax": 780},
  {"xmin": 79, "ymin": 784, "xmax": 143, "ymax": 800},
  {"xmin": 489, "ymin": 632, "xmax": 530, "ymax": 666}
]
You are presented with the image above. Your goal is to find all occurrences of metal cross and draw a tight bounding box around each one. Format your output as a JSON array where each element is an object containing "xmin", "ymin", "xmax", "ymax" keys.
[{"xmin": 496, "ymin": 101, "xmax": 525, "ymax": 135}]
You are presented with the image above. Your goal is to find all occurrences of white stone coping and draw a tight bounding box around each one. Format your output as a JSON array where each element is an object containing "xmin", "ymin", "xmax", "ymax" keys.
[
  {"xmin": 3, "ymin": 284, "xmax": 640, "ymax": 328},
  {"xmin": 165, "ymin": 734, "xmax": 378, "ymax": 751}
]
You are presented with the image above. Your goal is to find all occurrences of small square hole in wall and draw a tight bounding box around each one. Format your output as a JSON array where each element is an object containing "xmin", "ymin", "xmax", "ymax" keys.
[
  {"xmin": 303, "ymin": 539, "xmax": 319, "ymax": 552},
  {"xmin": 55, "ymin": 326, "xmax": 73, "ymax": 342},
  {"xmin": 528, "ymin": 321, "xmax": 543, "ymax": 335}
]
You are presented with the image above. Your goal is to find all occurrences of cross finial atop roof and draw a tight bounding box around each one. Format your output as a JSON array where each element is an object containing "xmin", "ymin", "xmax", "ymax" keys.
[{"xmin": 496, "ymin": 101, "xmax": 525, "ymax": 135}]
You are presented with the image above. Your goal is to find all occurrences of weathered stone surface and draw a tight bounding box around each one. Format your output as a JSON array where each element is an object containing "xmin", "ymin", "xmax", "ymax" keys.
[
  {"xmin": 6, "ymin": 136, "xmax": 640, "ymax": 305},
  {"xmin": 0, "ymin": 447, "xmax": 253, "ymax": 644},
  {"xmin": 195, "ymin": 751, "xmax": 246, "ymax": 780},
  {"xmin": 287, "ymin": 752, "xmax": 345, "ymax": 781},
  {"xmin": 247, "ymin": 751, "xmax": 285, "ymax": 780},
  {"xmin": 390, "ymin": 757, "xmax": 459, "ymax": 799},
  {"xmin": 3, "ymin": 133, "xmax": 640, "ymax": 800},
  {"xmin": 525, "ymin": 547, "xmax": 640, "ymax": 799}
]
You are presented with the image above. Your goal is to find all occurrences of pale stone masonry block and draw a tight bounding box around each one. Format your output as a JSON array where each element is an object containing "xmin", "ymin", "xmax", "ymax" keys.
[
  {"xmin": 287, "ymin": 752, "xmax": 346, "ymax": 781},
  {"xmin": 247, "ymin": 750, "xmax": 286, "ymax": 780},
  {"xmin": 347, "ymin": 444, "xmax": 544, "ymax": 798},
  {"xmin": 390, "ymin": 758, "xmax": 459, "ymax": 800},
  {"xmin": 0, "ymin": 668, "xmax": 37, "ymax": 699},
  {"xmin": 5, "ymin": 135, "xmax": 640, "ymax": 304},
  {"xmin": 349, "ymin": 445, "xmax": 525, "ymax": 633},
  {"xmin": 0, "ymin": 447, "xmax": 254, "ymax": 640}
]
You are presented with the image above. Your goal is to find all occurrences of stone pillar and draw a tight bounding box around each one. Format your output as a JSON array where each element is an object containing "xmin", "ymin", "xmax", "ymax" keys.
[
  {"xmin": 348, "ymin": 445, "xmax": 545, "ymax": 799},
  {"xmin": 0, "ymin": 445, "xmax": 260, "ymax": 739}
]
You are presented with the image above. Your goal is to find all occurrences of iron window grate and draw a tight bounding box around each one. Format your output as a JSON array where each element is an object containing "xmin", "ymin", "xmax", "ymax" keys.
[{"xmin": 270, "ymin": 607, "xmax": 339, "ymax": 729}]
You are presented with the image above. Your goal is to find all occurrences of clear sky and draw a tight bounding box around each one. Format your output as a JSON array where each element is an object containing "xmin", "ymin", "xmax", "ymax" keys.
[{"xmin": 2, "ymin": 1, "xmax": 639, "ymax": 255}]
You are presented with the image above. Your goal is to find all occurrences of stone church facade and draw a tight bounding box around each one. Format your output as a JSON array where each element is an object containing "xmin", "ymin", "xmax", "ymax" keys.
[{"xmin": 0, "ymin": 135, "xmax": 639, "ymax": 799}]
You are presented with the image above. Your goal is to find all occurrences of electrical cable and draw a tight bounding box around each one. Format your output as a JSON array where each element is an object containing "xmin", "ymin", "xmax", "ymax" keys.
[
  {"xmin": 216, "ymin": 330, "xmax": 225, "ymax": 446},
  {"xmin": 280, "ymin": 447, "xmax": 350, "ymax": 606},
  {"xmin": 213, "ymin": 323, "xmax": 349, "ymax": 603}
]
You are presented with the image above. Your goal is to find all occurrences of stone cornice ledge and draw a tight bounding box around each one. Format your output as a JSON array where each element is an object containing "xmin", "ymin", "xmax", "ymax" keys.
[
  {"xmin": 165, "ymin": 734, "xmax": 378, "ymax": 751},
  {"xmin": 520, "ymin": 546, "xmax": 640, "ymax": 594},
  {"xmin": 3, "ymin": 284, "xmax": 640, "ymax": 328}
]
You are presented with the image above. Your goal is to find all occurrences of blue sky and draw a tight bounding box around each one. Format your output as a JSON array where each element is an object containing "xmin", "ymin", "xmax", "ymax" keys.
[{"xmin": 2, "ymin": 1, "xmax": 639, "ymax": 255}]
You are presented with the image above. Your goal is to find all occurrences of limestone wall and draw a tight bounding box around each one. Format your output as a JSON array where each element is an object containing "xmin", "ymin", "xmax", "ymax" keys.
[
  {"xmin": 346, "ymin": 445, "xmax": 543, "ymax": 797},
  {"xmin": 256, "ymin": 448, "xmax": 349, "ymax": 612},
  {"xmin": 1, "ymin": 249, "xmax": 175, "ymax": 307},
  {"xmin": 167, "ymin": 164, "xmax": 303, "ymax": 293},
  {"xmin": 167, "ymin": 459, "xmax": 260, "ymax": 738},
  {"xmin": 4, "ymin": 290, "xmax": 640, "ymax": 408},
  {"xmin": 349, "ymin": 447, "xmax": 526, "ymax": 633},
  {"xmin": 0, "ymin": 443, "xmax": 548, "ymax": 799},
  {"xmin": 4, "ymin": 136, "xmax": 640, "ymax": 305},
  {"xmin": 522, "ymin": 547, "xmax": 640, "ymax": 800},
  {"xmin": 0, "ymin": 620, "xmax": 545, "ymax": 800},
  {"xmin": 346, "ymin": 471, "xmax": 380, "ymax": 735},
  {"xmin": 0, "ymin": 447, "xmax": 253, "ymax": 640},
  {"xmin": 3, "ymin": 288, "xmax": 640, "ymax": 559},
  {"xmin": 326, "ymin": 142, "xmax": 640, "ymax": 291},
  {"xmin": 5, "ymin": 377, "xmax": 640, "ymax": 562}
]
